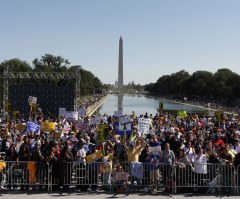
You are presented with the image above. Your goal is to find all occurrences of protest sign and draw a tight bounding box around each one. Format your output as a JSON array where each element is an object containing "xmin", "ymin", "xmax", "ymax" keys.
[
  {"xmin": 59, "ymin": 107, "xmax": 66, "ymax": 117},
  {"xmin": 138, "ymin": 118, "xmax": 150, "ymax": 135},
  {"xmin": 41, "ymin": 122, "xmax": 56, "ymax": 132},
  {"xmin": 114, "ymin": 110, "xmax": 122, "ymax": 117},
  {"xmin": 63, "ymin": 124, "xmax": 71, "ymax": 133},
  {"xmin": 114, "ymin": 122, "xmax": 132, "ymax": 136},
  {"xmin": 90, "ymin": 115, "xmax": 104, "ymax": 125},
  {"xmin": 28, "ymin": 96, "xmax": 37, "ymax": 104},
  {"xmin": 208, "ymin": 111, "xmax": 215, "ymax": 117},
  {"xmin": 149, "ymin": 146, "xmax": 161, "ymax": 154},
  {"xmin": 27, "ymin": 121, "xmax": 40, "ymax": 134},
  {"xmin": 178, "ymin": 111, "xmax": 187, "ymax": 118},
  {"xmin": 119, "ymin": 115, "xmax": 131, "ymax": 131},
  {"xmin": 97, "ymin": 123, "xmax": 109, "ymax": 142},
  {"xmin": 86, "ymin": 150, "xmax": 103, "ymax": 163},
  {"xmin": 77, "ymin": 122, "xmax": 89, "ymax": 132},
  {"xmin": 215, "ymin": 111, "xmax": 224, "ymax": 122},
  {"xmin": 66, "ymin": 111, "xmax": 78, "ymax": 121}
]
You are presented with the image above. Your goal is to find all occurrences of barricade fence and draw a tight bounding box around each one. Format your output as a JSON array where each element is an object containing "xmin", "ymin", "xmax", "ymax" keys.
[
  {"xmin": 0, "ymin": 161, "xmax": 50, "ymax": 192},
  {"xmin": 1, "ymin": 161, "xmax": 240, "ymax": 195}
]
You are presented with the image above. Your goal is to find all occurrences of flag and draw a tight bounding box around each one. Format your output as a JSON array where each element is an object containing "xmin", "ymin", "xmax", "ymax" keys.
[
  {"xmin": 178, "ymin": 111, "xmax": 187, "ymax": 118},
  {"xmin": 86, "ymin": 150, "xmax": 103, "ymax": 163}
]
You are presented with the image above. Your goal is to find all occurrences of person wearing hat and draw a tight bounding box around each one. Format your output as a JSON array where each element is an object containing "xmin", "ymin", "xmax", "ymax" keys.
[
  {"xmin": 68, "ymin": 131, "xmax": 78, "ymax": 147},
  {"xmin": 123, "ymin": 137, "xmax": 146, "ymax": 163},
  {"xmin": 123, "ymin": 137, "xmax": 146, "ymax": 186}
]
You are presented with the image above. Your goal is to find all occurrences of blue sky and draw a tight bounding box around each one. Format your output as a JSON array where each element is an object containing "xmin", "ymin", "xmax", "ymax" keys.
[{"xmin": 1, "ymin": 0, "xmax": 240, "ymax": 85}]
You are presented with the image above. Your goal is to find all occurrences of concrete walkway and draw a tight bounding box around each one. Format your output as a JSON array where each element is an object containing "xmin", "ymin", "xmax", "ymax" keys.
[
  {"xmin": 0, "ymin": 193, "xmax": 238, "ymax": 199},
  {"xmin": 0, "ymin": 189, "xmax": 239, "ymax": 199},
  {"xmin": 86, "ymin": 94, "xmax": 110, "ymax": 116}
]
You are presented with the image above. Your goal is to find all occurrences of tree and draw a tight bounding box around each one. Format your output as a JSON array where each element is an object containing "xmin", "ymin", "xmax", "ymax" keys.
[
  {"xmin": 32, "ymin": 54, "xmax": 70, "ymax": 72},
  {"xmin": 187, "ymin": 71, "xmax": 214, "ymax": 98},
  {"xmin": 0, "ymin": 59, "xmax": 33, "ymax": 103},
  {"xmin": 213, "ymin": 68, "xmax": 236, "ymax": 99}
]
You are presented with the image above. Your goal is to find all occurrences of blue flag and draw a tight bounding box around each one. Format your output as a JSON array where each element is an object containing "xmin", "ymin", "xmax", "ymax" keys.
[
  {"xmin": 114, "ymin": 122, "xmax": 132, "ymax": 136},
  {"xmin": 27, "ymin": 121, "xmax": 40, "ymax": 134}
]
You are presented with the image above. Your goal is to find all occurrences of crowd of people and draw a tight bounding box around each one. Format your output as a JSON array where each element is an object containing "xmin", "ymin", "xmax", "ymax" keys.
[{"xmin": 0, "ymin": 104, "xmax": 240, "ymax": 194}]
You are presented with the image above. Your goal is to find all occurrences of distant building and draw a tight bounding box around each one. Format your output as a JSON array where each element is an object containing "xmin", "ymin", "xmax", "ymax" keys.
[{"xmin": 114, "ymin": 80, "xmax": 118, "ymax": 89}]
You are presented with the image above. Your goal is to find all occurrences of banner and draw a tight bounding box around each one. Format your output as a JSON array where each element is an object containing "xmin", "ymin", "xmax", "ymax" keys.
[
  {"xmin": 138, "ymin": 118, "xmax": 150, "ymax": 135},
  {"xmin": 66, "ymin": 111, "xmax": 78, "ymax": 121},
  {"xmin": 59, "ymin": 107, "xmax": 66, "ymax": 117},
  {"xmin": 119, "ymin": 115, "xmax": 132, "ymax": 131},
  {"xmin": 41, "ymin": 122, "xmax": 56, "ymax": 132},
  {"xmin": 97, "ymin": 124, "xmax": 109, "ymax": 142},
  {"xmin": 86, "ymin": 150, "xmax": 103, "ymax": 163},
  {"xmin": 27, "ymin": 121, "xmax": 40, "ymax": 134}
]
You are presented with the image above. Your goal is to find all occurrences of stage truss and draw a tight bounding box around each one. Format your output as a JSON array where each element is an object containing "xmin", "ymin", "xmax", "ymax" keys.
[{"xmin": 0, "ymin": 66, "xmax": 81, "ymax": 116}]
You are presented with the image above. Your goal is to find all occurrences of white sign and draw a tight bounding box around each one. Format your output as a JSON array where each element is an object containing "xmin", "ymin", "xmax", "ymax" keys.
[
  {"xmin": 138, "ymin": 118, "xmax": 150, "ymax": 135},
  {"xmin": 78, "ymin": 107, "xmax": 87, "ymax": 116},
  {"xmin": 59, "ymin": 107, "xmax": 66, "ymax": 117},
  {"xmin": 114, "ymin": 110, "xmax": 123, "ymax": 117},
  {"xmin": 63, "ymin": 124, "xmax": 71, "ymax": 133},
  {"xmin": 119, "ymin": 115, "xmax": 132, "ymax": 131},
  {"xmin": 66, "ymin": 111, "xmax": 78, "ymax": 121},
  {"xmin": 28, "ymin": 96, "xmax": 37, "ymax": 104},
  {"xmin": 149, "ymin": 146, "xmax": 161, "ymax": 153},
  {"xmin": 90, "ymin": 115, "xmax": 104, "ymax": 125},
  {"xmin": 208, "ymin": 111, "xmax": 215, "ymax": 117},
  {"xmin": 77, "ymin": 122, "xmax": 89, "ymax": 132}
]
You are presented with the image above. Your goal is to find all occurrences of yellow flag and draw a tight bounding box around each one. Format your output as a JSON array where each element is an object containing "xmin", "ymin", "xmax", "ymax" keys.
[
  {"xmin": 178, "ymin": 111, "xmax": 187, "ymax": 118},
  {"xmin": 41, "ymin": 122, "xmax": 56, "ymax": 132},
  {"xmin": 86, "ymin": 150, "xmax": 103, "ymax": 163}
]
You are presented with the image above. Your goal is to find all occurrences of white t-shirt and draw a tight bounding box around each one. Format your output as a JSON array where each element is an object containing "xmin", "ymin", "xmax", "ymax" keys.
[
  {"xmin": 76, "ymin": 148, "xmax": 86, "ymax": 163},
  {"xmin": 183, "ymin": 147, "xmax": 195, "ymax": 163},
  {"xmin": 194, "ymin": 154, "xmax": 208, "ymax": 174},
  {"xmin": 232, "ymin": 145, "xmax": 240, "ymax": 154}
]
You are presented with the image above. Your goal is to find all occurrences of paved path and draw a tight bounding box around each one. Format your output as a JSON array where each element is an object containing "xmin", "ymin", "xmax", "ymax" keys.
[{"xmin": 0, "ymin": 191, "xmax": 239, "ymax": 199}]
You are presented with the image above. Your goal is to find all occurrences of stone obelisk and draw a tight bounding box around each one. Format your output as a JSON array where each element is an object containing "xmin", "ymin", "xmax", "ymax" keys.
[{"xmin": 118, "ymin": 36, "xmax": 123, "ymax": 89}]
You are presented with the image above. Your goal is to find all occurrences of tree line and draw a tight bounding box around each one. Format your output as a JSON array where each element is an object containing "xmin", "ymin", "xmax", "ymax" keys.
[
  {"xmin": 0, "ymin": 54, "xmax": 112, "ymax": 103},
  {"xmin": 144, "ymin": 69, "xmax": 240, "ymax": 106}
]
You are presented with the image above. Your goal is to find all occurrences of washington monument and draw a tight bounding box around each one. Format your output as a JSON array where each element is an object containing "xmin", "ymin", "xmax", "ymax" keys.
[{"xmin": 118, "ymin": 36, "xmax": 123, "ymax": 88}]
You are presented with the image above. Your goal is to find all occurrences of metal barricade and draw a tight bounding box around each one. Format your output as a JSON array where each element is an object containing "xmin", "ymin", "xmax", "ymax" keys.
[
  {"xmin": 174, "ymin": 162, "xmax": 236, "ymax": 195},
  {"xmin": 0, "ymin": 160, "xmax": 239, "ymax": 195},
  {"xmin": 236, "ymin": 165, "xmax": 240, "ymax": 195},
  {"xmin": 2, "ymin": 161, "xmax": 49, "ymax": 192},
  {"xmin": 111, "ymin": 162, "xmax": 175, "ymax": 194}
]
